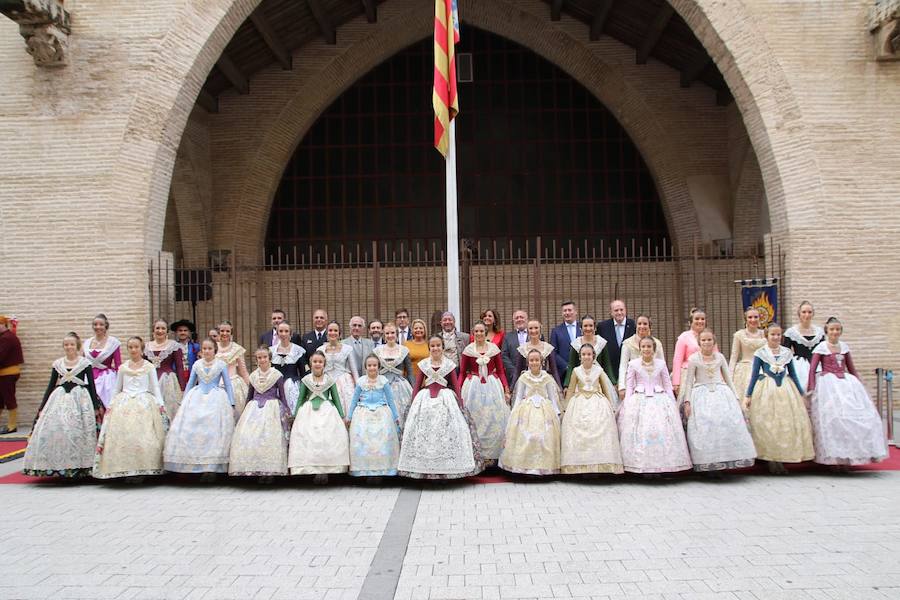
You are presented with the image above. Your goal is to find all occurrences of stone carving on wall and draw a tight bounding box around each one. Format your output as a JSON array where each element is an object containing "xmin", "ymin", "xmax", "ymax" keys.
[
  {"xmin": 870, "ymin": 0, "xmax": 900, "ymax": 61},
  {"xmin": 0, "ymin": 0, "xmax": 71, "ymax": 67}
]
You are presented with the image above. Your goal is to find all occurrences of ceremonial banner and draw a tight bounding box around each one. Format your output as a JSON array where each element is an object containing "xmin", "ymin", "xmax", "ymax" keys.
[
  {"xmin": 433, "ymin": 0, "xmax": 460, "ymax": 157},
  {"xmin": 739, "ymin": 278, "xmax": 778, "ymax": 327}
]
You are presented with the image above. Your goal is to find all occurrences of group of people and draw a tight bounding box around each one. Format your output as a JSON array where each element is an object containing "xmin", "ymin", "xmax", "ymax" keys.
[{"xmin": 21, "ymin": 299, "xmax": 888, "ymax": 483}]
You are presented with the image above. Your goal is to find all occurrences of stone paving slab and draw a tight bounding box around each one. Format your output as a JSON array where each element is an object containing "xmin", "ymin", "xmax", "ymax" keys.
[{"xmin": 4, "ymin": 469, "xmax": 900, "ymax": 600}]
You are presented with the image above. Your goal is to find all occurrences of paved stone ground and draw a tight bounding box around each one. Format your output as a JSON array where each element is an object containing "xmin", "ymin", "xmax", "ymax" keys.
[{"xmin": 3, "ymin": 466, "xmax": 900, "ymax": 600}]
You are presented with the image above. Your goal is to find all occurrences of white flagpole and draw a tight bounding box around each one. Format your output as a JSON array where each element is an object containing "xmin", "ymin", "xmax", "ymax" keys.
[{"xmin": 446, "ymin": 120, "xmax": 461, "ymax": 322}]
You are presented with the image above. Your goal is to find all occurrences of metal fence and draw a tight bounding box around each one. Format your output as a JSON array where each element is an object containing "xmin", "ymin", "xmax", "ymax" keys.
[{"xmin": 149, "ymin": 237, "xmax": 784, "ymax": 366}]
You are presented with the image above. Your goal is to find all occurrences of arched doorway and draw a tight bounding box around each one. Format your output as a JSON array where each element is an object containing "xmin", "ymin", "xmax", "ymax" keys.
[{"xmin": 264, "ymin": 28, "xmax": 669, "ymax": 262}]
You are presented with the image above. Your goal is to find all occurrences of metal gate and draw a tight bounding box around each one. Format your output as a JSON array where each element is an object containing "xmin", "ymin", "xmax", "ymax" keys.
[{"xmin": 149, "ymin": 237, "xmax": 784, "ymax": 362}]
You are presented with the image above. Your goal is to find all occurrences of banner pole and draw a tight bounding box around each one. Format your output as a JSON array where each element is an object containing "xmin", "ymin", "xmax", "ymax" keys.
[{"xmin": 446, "ymin": 120, "xmax": 460, "ymax": 321}]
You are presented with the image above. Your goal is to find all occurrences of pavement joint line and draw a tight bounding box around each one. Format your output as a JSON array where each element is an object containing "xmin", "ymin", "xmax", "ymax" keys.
[{"xmin": 357, "ymin": 486, "xmax": 422, "ymax": 600}]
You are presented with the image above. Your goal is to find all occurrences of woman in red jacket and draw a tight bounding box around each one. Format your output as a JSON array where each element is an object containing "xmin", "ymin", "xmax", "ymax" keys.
[{"xmin": 459, "ymin": 321, "xmax": 510, "ymax": 465}]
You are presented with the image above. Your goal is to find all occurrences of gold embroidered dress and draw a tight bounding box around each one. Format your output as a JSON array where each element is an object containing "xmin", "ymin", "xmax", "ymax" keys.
[
  {"xmin": 745, "ymin": 345, "xmax": 814, "ymax": 463},
  {"xmin": 229, "ymin": 367, "xmax": 291, "ymax": 476},
  {"xmin": 288, "ymin": 373, "xmax": 350, "ymax": 475},
  {"xmin": 561, "ymin": 364, "xmax": 624, "ymax": 474},
  {"xmin": 499, "ymin": 369, "xmax": 561, "ymax": 475},
  {"xmin": 94, "ymin": 359, "xmax": 168, "ymax": 478}
]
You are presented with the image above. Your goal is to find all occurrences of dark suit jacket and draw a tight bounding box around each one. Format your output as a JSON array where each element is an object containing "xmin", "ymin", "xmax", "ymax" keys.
[
  {"xmin": 299, "ymin": 329, "xmax": 328, "ymax": 373},
  {"xmin": 259, "ymin": 330, "xmax": 302, "ymax": 349},
  {"xmin": 598, "ymin": 318, "xmax": 636, "ymax": 377},
  {"xmin": 500, "ymin": 329, "xmax": 527, "ymax": 387},
  {"xmin": 549, "ymin": 322, "xmax": 581, "ymax": 375}
]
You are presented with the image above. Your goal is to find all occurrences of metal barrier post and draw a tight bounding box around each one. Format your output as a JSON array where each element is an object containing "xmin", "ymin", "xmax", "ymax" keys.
[
  {"xmin": 876, "ymin": 368, "xmax": 884, "ymax": 423},
  {"xmin": 886, "ymin": 370, "xmax": 895, "ymax": 446}
]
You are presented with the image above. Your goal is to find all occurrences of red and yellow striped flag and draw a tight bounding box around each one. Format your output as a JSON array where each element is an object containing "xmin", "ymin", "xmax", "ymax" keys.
[{"xmin": 433, "ymin": 0, "xmax": 460, "ymax": 157}]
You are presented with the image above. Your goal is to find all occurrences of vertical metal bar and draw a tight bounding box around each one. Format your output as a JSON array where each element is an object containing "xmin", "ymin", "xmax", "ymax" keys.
[
  {"xmin": 534, "ymin": 236, "xmax": 543, "ymax": 323},
  {"xmin": 372, "ymin": 240, "xmax": 381, "ymax": 320},
  {"xmin": 876, "ymin": 367, "xmax": 884, "ymax": 424},
  {"xmin": 886, "ymin": 370, "xmax": 895, "ymax": 445}
]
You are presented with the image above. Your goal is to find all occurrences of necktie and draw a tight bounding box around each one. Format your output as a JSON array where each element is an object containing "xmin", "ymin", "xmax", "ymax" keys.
[
  {"xmin": 354, "ymin": 339, "xmax": 362, "ymax": 367},
  {"xmin": 519, "ymin": 330, "xmax": 526, "ymax": 346},
  {"xmin": 616, "ymin": 323, "xmax": 623, "ymax": 345}
]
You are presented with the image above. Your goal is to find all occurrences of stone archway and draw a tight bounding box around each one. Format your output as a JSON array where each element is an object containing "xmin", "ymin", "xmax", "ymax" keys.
[{"xmin": 214, "ymin": 0, "xmax": 724, "ymax": 261}]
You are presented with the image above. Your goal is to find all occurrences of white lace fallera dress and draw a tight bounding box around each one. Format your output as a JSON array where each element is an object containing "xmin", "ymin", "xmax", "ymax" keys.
[{"xmin": 682, "ymin": 352, "xmax": 756, "ymax": 471}]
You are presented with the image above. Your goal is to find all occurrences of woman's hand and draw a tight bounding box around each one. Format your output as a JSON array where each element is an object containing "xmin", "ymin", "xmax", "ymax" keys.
[
  {"xmin": 683, "ymin": 401, "xmax": 692, "ymax": 419},
  {"xmin": 673, "ymin": 385, "xmax": 679, "ymax": 397},
  {"xmin": 742, "ymin": 396, "xmax": 751, "ymax": 410},
  {"xmin": 617, "ymin": 389, "xmax": 625, "ymax": 401}
]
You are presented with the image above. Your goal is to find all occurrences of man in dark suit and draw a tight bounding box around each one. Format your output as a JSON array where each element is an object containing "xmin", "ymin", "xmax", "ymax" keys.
[
  {"xmin": 299, "ymin": 308, "xmax": 329, "ymax": 373},
  {"xmin": 549, "ymin": 301, "xmax": 581, "ymax": 375},
  {"xmin": 597, "ymin": 299, "xmax": 636, "ymax": 385},
  {"xmin": 501, "ymin": 309, "xmax": 529, "ymax": 387},
  {"xmin": 259, "ymin": 309, "xmax": 302, "ymax": 348}
]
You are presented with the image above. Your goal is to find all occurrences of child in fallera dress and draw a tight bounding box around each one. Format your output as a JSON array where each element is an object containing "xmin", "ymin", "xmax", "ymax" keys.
[
  {"xmin": 561, "ymin": 344, "xmax": 623, "ymax": 475},
  {"xmin": 229, "ymin": 346, "xmax": 292, "ymax": 480},
  {"xmin": 744, "ymin": 323, "xmax": 814, "ymax": 475},
  {"xmin": 346, "ymin": 355, "xmax": 402, "ymax": 479},
  {"xmin": 619, "ymin": 337, "xmax": 691, "ymax": 475},
  {"xmin": 23, "ymin": 332, "xmax": 102, "ymax": 478},
  {"xmin": 164, "ymin": 338, "xmax": 235, "ymax": 479},
  {"xmin": 94, "ymin": 336, "xmax": 169, "ymax": 480},
  {"xmin": 683, "ymin": 329, "xmax": 756, "ymax": 473},
  {"xmin": 288, "ymin": 350, "xmax": 350, "ymax": 483},
  {"xmin": 807, "ymin": 317, "xmax": 887, "ymax": 468},
  {"xmin": 500, "ymin": 348, "xmax": 562, "ymax": 475}
]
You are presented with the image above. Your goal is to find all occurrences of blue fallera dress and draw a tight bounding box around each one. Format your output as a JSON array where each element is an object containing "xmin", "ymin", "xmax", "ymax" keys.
[{"xmin": 347, "ymin": 375, "xmax": 401, "ymax": 476}]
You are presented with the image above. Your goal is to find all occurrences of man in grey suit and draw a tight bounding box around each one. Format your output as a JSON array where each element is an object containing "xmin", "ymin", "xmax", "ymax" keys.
[
  {"xmin": 438, "ymin": 311, "xmax": 468, "ymax": 369},
  {"xmin": 501, "ymin": 309, "xmax": 529, "ymax": 388},
  {"xmin": 343, "ymin": 315, "xmax": 375, "ymax": 377}
]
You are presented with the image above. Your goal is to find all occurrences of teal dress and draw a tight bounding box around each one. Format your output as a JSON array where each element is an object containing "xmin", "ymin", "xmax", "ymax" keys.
[{"xmin": 347, "ymin": 375, "xmax": 401, "ymax": 476}]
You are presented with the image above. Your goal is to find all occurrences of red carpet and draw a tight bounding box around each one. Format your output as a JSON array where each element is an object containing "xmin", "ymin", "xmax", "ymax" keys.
[
  {"xmin": 2, "ymin": 447, "xmax": 899, "ymax": 485},
  {"xmin": 0, "ymin": 439, "xmax": 27, "ymax": 464}
]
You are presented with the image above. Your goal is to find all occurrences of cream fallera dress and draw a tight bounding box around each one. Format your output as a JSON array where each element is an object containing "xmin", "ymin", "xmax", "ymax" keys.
[
  {"xmin": 94, "ymin": 359, "xmax": 168, "ymax": 478},
  {"xmin": 500, "ymin": 370, "xmax": 561, "ymax": 475},
  {"xmin": 728, "ymin": 329, "xmax": 766, "ymax": 403},
  {"xmin": 561, "ymin": 364, "xmax": 623, "ymax": 474}
]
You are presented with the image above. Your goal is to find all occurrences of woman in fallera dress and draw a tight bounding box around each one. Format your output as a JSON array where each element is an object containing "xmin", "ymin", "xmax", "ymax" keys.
[
  {"xmin": 500, "ymin": 349, "xmax": 561, "ymax": 475},
  {"xmin": 563, "ymin": 316, "xmax": 614, "ymax": 401},
  {"xmin": 744, "ymin": 323, "xmax": 814, "ymax": 475},
  {"xmin": 215, "ymin": 320, "xmax": 249, "ymax": 419},
  {"xmin": 784, "ymin": 301, "xmax": 826, "ymax": 386},
  {"xmin": 94, "ymin": 336, "xmax": 169, "ymax": 480},
  {"xmin": 229, "ymin": 346, "xmax": 291, "ymax": 479},
  {"xmin": 617, "ymin": 315, "xmax": 665, "ymax": 400},
  {"xmin": 398, "ymin": 336, "xmax": 484, "ymax": 479},
  {"xmin": 164, "ymin": 338, "xmax": 235, "ymax": 477},
  {"xmin": 619, "ymin": 337, "xmax": 692, "ymax": 474},
  {"xmin": 288, "ymin": 350, "xmax": 350, "ymax": 482},
  {"xmin": 319, "ymin": 321, "xmax": 358, "ymax": 416},
  {"xmin": 728, "ymin": 308, "xmax": 767, "ymax": 401},
  {"xmin": 560, "ymin": 344, "xmax": 623, "ymax": 475},
  {"xmin": 374, "ymin": 323, "xmax": 415, "ymax": 427},
  {"xmin": 513, "ymin": 320, "xmax": 561, "ymax": 390},
  {"xmin": 459, "ymin": 321, "xmax": 511, "ymax": 465},
  {"xmin": 270, "ymin": 322, "xmax": 304, "ymax": 416},
  {"xmin": 807, "ymin": 317, "xmax": 887, "ymax": 468},
  {"xmin": 83, "ymin": 313, "xmax": 121, "ymax": 410},
  {"xmin": 672, "ymin": 308, "xmax": 716, "ymax": 401},
  {"xmin": 682, "ymin": 330, "xmax": 756, "ymax": 473},
  {"xmin": 145, "ymin": 319, "xmax": 186, "ymax": 420},
  {"xmin": 346, "ymin": 355, "xmax": 401, "ymax": 478},
  {"xmin": 404, "ymin": 318, "xmax": 430, "ymax": 379},
  {"xmin": 23, "ymin": 332, "xmax": 102, "ymax": 478}
]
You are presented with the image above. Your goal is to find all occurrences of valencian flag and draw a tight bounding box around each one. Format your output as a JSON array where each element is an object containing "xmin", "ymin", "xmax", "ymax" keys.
[
  {"xmin": 433, "ymin": 0, "xmax": 460, "ymax": 157},
  {"xmin": 739, "ymin": 278, "xmax": 779, "ymax": 328}
]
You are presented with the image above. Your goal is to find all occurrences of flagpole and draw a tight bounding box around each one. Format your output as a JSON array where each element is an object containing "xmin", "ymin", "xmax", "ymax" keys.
[{"xmin": 446, "ymin": 120, "xmax": 460, "ymax": 322}]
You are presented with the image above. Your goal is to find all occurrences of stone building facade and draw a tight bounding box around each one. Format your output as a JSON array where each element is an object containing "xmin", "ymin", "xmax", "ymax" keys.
[{"xmin": 1, "ymin": 0, "xmax": 898, "ymax": 418}]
